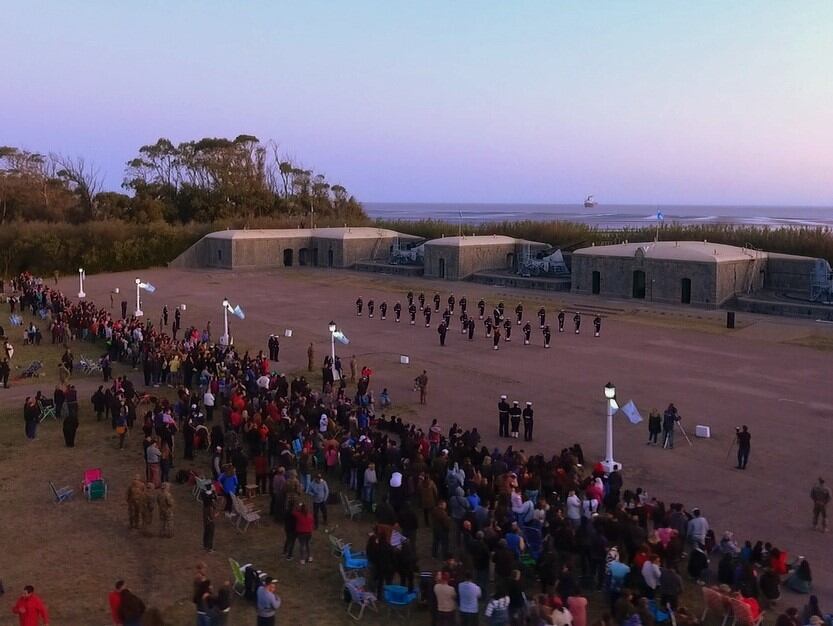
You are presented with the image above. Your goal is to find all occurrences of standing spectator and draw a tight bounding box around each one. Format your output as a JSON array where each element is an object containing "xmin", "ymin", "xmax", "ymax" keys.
[
  {"xmin": 23, "ymin": 397, "xmax": 39, "ymax": 440},
  {"xmin": 811, "ymin": 477, "xmax": 831, "ymax": 532},
  {"xmin": 108, "ymin": 580, "xmax": 125, "ymax": 626},
  {"xmin": 434, "ymin": 573, "xmax": 457, "ymax": 626},
  {"xmin": 203, "ymin": 386, "xmax": 215, "ymax": 423},
  {"xmin": 12, "ymin": 585, "xmax": 50, "ymax": 626},
  {"xmin": 256, "ymin": 579, "xmax": 281, "ymax": 626},
  {"xmin": 117, "ymin": 585, "xmax": 146, "ymax": 626},
  {"xmin": 309, "ymin": 473, "xmax": 329, "ymax": 529},
  {"xmin": 202, "ymin": 488, "xmax": 218, "ymax": 552},
  {"xmin": 458, "ymin": 571, "xmax": 481, "ymax": 626},
  {"xmin": 293, "ymin": 502, "xmax": 315, "ymax": 564}
]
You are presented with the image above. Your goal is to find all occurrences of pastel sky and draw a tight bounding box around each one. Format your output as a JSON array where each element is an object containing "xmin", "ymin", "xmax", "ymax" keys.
[{"xmin": 2, "ymin": 1, "xmax": 832, "ymax": 205}]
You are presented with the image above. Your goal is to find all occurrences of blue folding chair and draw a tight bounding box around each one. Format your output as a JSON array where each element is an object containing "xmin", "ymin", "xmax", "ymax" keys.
[
  {"xmin": 342, "ymin": 545, "xmax": 368, "ymax": 570},
  {"xmin": 382, "ymin": 584, "xmax": 418, "ymax": 619}
]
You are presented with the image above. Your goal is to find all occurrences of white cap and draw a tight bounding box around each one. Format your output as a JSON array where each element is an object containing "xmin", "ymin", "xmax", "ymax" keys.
[
  {"xmin": 500, "ymin": 395, "xmax": 507, "ymax": 399},
  {"xmin": 526, "ymin": 402, "xmax": 532, "ymax": 406}
]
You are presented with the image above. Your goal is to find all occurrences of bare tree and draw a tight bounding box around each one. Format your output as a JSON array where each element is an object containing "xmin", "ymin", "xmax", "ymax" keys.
[{"xmin": 52, "ymin": 154, "xmax": 102, "ymax": 219}]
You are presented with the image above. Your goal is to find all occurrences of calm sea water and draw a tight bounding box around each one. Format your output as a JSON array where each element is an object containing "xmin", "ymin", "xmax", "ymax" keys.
[{"xmin": 365, "ymin": 202, "xmax": 833, "ymax": 229}]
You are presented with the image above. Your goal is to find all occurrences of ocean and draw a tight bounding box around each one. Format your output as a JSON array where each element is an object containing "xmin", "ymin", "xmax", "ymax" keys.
[{"xmin": 365, "ymin": 202, "xmax": 833, "ymax": 230}]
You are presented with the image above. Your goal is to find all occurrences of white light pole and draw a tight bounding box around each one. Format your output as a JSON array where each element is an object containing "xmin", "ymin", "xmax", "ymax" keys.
[
  {"xmin": 77, "ymin": 268, "xmax": 86, "ymax": 299},
  {"xmin": 222, "ymin": 298, "xmax": 230, "ymax": 346},
  {"xmin": 601, "ymin": 382, "xmax": 622, "ymax": 473},
  {"xmin": 328, "ymin": 320, "xmax": 337, "ymax": 365},
  {"xmin": 134, "ymin": 278, "xmax": 143, "ymax": 317}
]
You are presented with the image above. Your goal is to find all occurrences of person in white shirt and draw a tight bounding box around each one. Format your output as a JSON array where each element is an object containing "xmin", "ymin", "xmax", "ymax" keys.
[
  {"xmin": 457, "ymin": 572, "xmax": 482, "ymax": 626},
  {"xmin": 641, "ymin": 555, "xmax": 662, "ymax": 597},
  {"xmin": 565, "ymin": 490, "xmax": 582, "ymax": 527},
  {"xmin": 686, "ymin": 508, "xmax": 709, "ymax": 549},
  {"xmin": 203, "ymin": 389, "xmax": 215, "ymax": 423}
]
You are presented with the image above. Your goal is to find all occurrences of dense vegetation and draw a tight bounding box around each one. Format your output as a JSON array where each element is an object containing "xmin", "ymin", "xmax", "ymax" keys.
[
  {"xmin": 0, "ymin": 135, "xmax": 365, "ymax": 224},
  {"xmin": 377, "ymin": 219, "xmax": 833, "ymax": 263}
]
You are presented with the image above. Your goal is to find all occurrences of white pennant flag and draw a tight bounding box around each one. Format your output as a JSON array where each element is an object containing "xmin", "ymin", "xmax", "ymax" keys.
[{"xmin": 619, "ymin": 400, "xmax": 643, "ymax": 424}]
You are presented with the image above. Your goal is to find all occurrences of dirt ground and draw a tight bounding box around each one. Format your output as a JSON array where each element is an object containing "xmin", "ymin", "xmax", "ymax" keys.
[{"xmin": 1, "ymin": 266, "xmax": 832, "ymax": 623}]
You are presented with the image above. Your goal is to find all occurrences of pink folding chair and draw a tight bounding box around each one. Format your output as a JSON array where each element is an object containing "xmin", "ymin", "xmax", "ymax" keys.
[{"xmin": 82, "ymin": 468, "xmax": 103, "ymax": 489}]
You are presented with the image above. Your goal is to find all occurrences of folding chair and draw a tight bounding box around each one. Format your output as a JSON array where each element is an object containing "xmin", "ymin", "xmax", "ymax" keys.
[
  {"xmin": 342, "ymin": 545, "xmax": 369, "ymax": 570},
  {"xmin": 49, "ymin": 481, "xmax": 74, "ymax": 503},
  {"xmin": 82, "ymin": 468, "xmax": 104, "ymax": 490},
  {"xmin": 346, "ymin": 581, "xmax": 378, "ymax": 621},
  {"xmin": 86, "ymin": 479, "xmax": 108, "ymax": 501},
  {"xmin": 340, "ymin": 562, "xmax": 365, "ymax": 587},
  {"xmin": 231, "ymin": 493, "xmax": 261, "ymax": 532},
  {"xmin": 341, "ymin": 492, "xmax": 363, "ymax": 520},
  {"xmin": 382, "ymin": 584, "xmax": 417, "ymax": 619},
  {"xmin": 329, "ymin": 533, "xmax": 348, "ymax": 557},
  {"xmin": 38, "ymin": 401, "xmax": 57, "ymax": 423}
]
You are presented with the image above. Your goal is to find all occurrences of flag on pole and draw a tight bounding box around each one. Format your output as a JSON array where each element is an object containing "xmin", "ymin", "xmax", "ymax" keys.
[
  {"xmin": 619, "ymin": 400, "xmax": 643, "ymax": 424},
  {"xmin": 656, "ymin": 210, "xmax": 664, "ymax": 221},
  {"xmin": 139, "ymin": 282, "xmax": 156, "ymax": 293},
  {"xmin": 333, "ymin": 330, "xmax": 350, "ymax": 345},
  {"xmin": 231, "ymin": 304, "xmax": 245, "ymax": 320}
]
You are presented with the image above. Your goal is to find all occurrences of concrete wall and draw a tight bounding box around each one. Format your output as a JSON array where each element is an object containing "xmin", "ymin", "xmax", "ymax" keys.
[
  {"xmin": 424, "ymin": 242, "xmax": 540, "ymax": 280},
  {"xmin": 572, "ymin": 255, "xmax": 718, "ymax": 307},
  {"xmin": 765, "ymin": 255, "xmax": 822, "ymax": 295}
]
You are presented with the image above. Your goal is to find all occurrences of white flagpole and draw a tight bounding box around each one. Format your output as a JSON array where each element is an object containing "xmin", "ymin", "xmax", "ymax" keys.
[
  {"xmin": 78, "ymin": 268, "xmax": 86, "ymax": 299},
  {"xmin": 134, "ymin": 278, "xmax": 143, "ymax": 317}
]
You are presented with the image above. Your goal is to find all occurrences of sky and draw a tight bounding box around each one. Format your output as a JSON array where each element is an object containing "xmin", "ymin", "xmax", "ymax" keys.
[{"xmin": 2, "ymin": 1, "xmax": 832, "ymax": 206}]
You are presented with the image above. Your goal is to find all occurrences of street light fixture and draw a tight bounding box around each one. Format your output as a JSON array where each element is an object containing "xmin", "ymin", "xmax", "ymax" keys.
[
  {"xmin": 601, "ymin": 381, "xmax": 622, "ymax": 473},
  {"xmin": 134, "ymin": 277, "xmax": 143, "ymax": 317}
]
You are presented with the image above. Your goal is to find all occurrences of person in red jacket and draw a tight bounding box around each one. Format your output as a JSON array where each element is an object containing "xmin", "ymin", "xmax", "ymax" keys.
[
  {"xmin": 292, "ymin": 501, "xmax": 315, "ymax": 564},
  {"xmin": 12, "ymin": 585, "xmax": 50, "ymax": 626},
  {"xmin": 108, "ymin": 580, "xmax": 125, "ymax": 625}
]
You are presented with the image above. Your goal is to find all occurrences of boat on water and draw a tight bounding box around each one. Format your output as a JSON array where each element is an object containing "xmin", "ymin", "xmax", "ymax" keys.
[{"xmin": 584, "ymin": 195, "xmax": 597, "ymax": 208}]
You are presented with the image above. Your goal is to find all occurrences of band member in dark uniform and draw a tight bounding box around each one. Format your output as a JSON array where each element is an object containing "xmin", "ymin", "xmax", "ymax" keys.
[
  {"xmin": 594, "ymin": 315, "xmax": 601, "ymax": 337},
  {"xmin": 497, "ymin": 301, "xmax": 505, "ymax": 318},
  {"xmin": 418, "ymin": 292, "xmax": 425, "ymax": 310},
  {"xmin": 573, "ymin": 312, "xmax": 581, "ymax": 334},
  {"xmin": 268, "ymin": 334, "xmax": 280, "ymax": 361},
  {"xmin": 407, "ymin": 291, "xmax": 414, "ymax": 307},
  {"xmin": 515, "ymin": 303, "xmax": 523, "ymax": 325},
  {"xmin": 437, "ymin": 321, "xmax": 447, "ymax": 346},
  {"xmin": 503, "ymin": 318, "xmax": 512, "ymax": 342},
  {"xmin": 174, "ymin": 307, "xmax": 181, "ymax": 332},
  {"xmin": 460, "ymin": 296, "xmax": 467, "ymax": 314},
  {"xmin": 409, "ymin": 303, "xmax": 417, "ymax": 325},
  {"xmin": 467, "ymin": 318, "xmax": 475, "ymax": 340},
  {"xmin": 509, "ymin": 401, "xmax": 522, "ymax": 439},
  {"xmin": 522, "ymin": 322, "xmax": 532, "ymax": 345},
  {"xmin": 380, "ymin": 302, "xmax": 387, "ymax": 320},
  {"xmin": 498, "ymin": 395, "xmax": 510, "ymax": 437},
  {"xmin": 557, "ymin": 310, "xmax": 565, "ymax": 332},
  {"xmin": 538, "ymin": 307, "xmax": 546, "ymax": 328},
  {"xmin": 459, "ymin": 311, "xmax": 468, "ymax": 334},
  {"xmin": 442, "ymin": 308, "xmax": 451, "ymax": 328},
  {"xmin": 448, "ymin": 293, "xmax": 455, "ymax": 314},
  {"xmin": 485, "ymin": 317, "xmax": 493, "ymax": 337},
  {"xmin": 493, "ymin": 326, "xmax": 501, "ymax": 350},
  {"xmin": 162, "ymin": 304, "xmax": 169, "ymax": 326},
  {"xmin": 433, "ymin": 293, "xmax": 441, "ymax": 312},
  {"xmin": 368, "ymin": 299, "xmax": 375, "ymax": 318},
  {"xmin": 356, "ymin": 297, "xmax": 364, "ymax": 316},
  {"xmin": 493, "ymin": 307, "xmax": 501, "ymax": 325},
  {"xmin": 394, "ymin": 302, "xmax": 402, "ymax": 323},
  {"xmin": 121, "ymin": 300, "xmax": 128, "ymax": 319},
  {"xmin": 478, "ymin": 299, "xmax": 486, "ymax": 319},
  {"xmin": 543, "ymin": 324, "xmax": 551, "ymax": 348},
  {"xmin": 523, "ymin": 402, "xmax": 534, "ymax": 441},
  {"xmin": 424, "ymin": 307, "xmax": 432, "ymax": 327}
]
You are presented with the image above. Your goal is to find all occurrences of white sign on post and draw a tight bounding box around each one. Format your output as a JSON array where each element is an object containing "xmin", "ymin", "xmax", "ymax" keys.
[
  {"xmin": 284, "ymin": 329, "xmax": 293, "ymax": 337},
  {"xmin": 400, "ymin": 355, "xmax": 410, "ymax": 364}
]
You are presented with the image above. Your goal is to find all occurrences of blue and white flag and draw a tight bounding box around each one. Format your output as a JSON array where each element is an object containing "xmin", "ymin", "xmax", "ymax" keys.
[
  {"xmin": 619, "ymin": 400, "xmax": 643, "ymax": 424},
  {"xmin": 139, "ymin": 282, "xmax": 156, "ymax": 293},
  {"xmin": 230, "ymin": 304, "xmax": 245, "ymax": 320},
  {"xmin": 656, "ymin": 210, "xmax": 664, "ymax": 221},
  {"xmin": 333, "ymin": 330, "xmax": 350, "ymax": 345}
]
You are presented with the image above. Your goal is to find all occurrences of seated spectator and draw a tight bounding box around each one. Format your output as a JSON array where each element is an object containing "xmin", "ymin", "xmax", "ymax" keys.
[{"xmin": 786, "ymin": 559, "xmax": 812, "ymax": 594}]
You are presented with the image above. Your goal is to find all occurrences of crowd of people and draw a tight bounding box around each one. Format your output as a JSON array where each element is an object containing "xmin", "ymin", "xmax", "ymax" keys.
[{"xmin": 3, "ymin": 272, "xmax": 831, "ymax": 626}]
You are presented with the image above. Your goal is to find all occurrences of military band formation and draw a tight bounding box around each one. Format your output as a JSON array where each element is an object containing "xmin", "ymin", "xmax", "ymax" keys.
[{"xmin": 354, "ymin": 290, "xmax": 602, "ymax": 349}]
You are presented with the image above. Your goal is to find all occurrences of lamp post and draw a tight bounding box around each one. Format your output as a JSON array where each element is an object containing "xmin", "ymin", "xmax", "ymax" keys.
[
  {"xmin": 78, "ymin": 267, "xmax": 86, "ymax": 299},
  {"xmin": 601, "ymin": 382, "xmax": 622, "ymax": 473},
  {"xmin": 134, "ymin": 278, "xmax": 143, "ymax": 317},
  {"xmin": 328, "ymin": 320, "xmax": 337, "ymax": 366},
  {"xmin": 222, "ymin": 298, "xmax": 230, "ymax": 346}
]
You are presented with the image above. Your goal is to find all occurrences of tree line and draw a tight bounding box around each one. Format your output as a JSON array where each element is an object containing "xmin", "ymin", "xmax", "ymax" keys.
[{"xmin": 0, "ymin": 135, "xmax": 366, "ymax": 224}]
